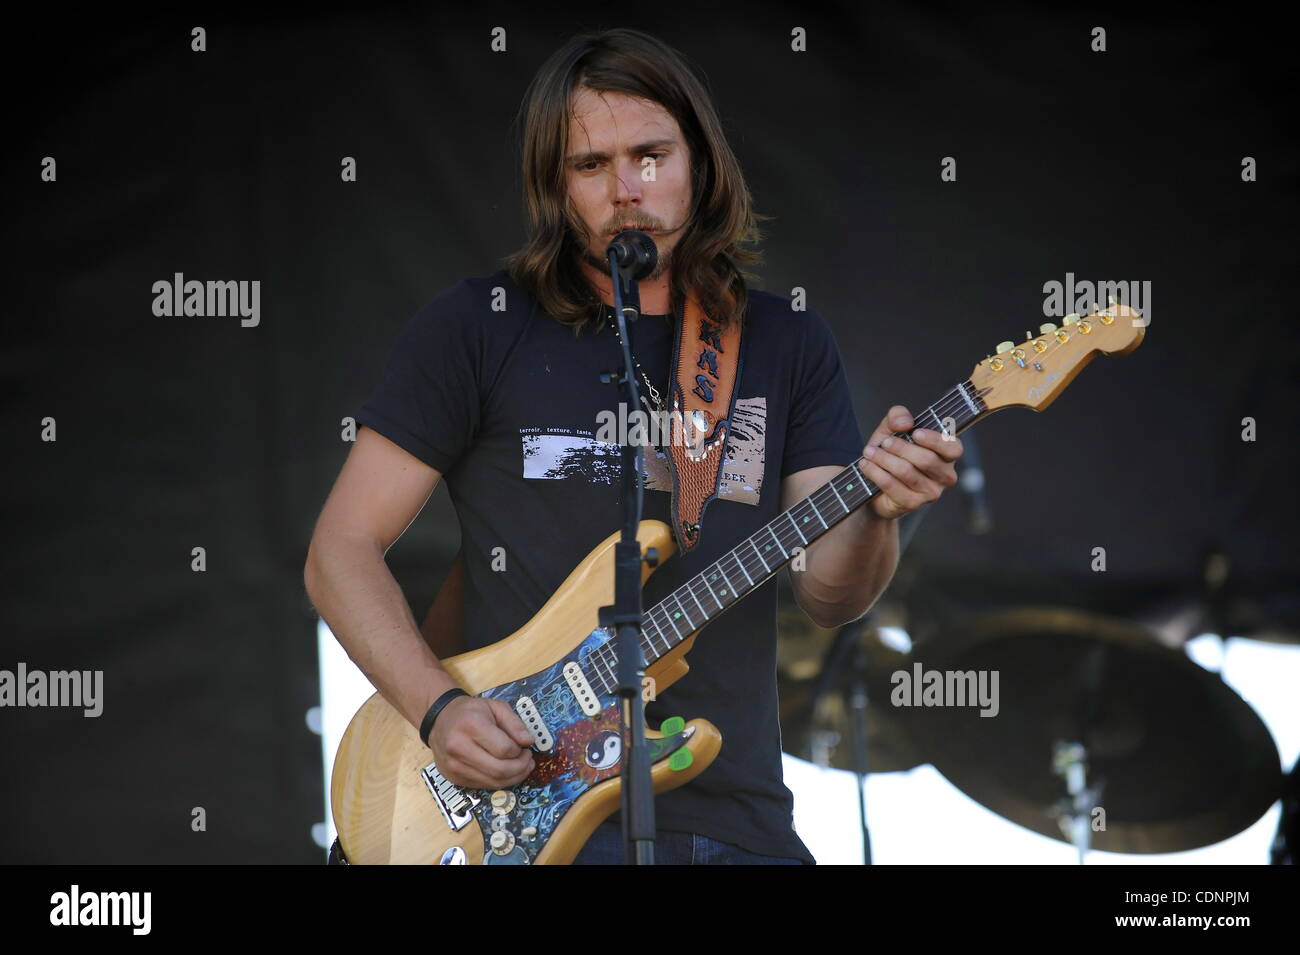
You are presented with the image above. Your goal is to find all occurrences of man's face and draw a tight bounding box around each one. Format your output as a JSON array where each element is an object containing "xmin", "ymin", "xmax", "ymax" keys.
[{"xmin": 565, "ymin": 87, "xmax": 693, "ymax": 284}]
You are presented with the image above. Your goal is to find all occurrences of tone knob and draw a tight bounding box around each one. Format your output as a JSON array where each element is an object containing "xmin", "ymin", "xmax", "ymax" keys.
[
  {"xmin": 490, "ymin": 830, "xmax": 516, "ymax": 855},
  {"xmin": 1039, "ymin": 323, "xmax": 1057, "ymax": 333},
  {"xmin": 995, "ymin": 341, "xmax": 1014, "ymax": 354}
]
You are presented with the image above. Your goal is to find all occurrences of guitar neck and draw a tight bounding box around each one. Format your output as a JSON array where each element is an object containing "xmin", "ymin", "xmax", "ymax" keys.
[{"xmin": 587, "ymin": 379, "xmax": 989, "ymax": 685}]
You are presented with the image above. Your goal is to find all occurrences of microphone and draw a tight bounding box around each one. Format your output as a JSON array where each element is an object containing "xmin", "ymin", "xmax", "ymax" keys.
[{"xmin": 606, "ymin": 230, "xmax": 658, "ymax": 281}]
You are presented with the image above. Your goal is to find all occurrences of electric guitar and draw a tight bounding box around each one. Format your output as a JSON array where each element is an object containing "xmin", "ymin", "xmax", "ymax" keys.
[{"xmin": 330, "ymin": 302, "xmax": 1147, "ymax": 863}]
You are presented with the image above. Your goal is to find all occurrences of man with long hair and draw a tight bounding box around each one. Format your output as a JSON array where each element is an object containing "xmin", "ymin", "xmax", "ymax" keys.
[{"xmin": 306, "ymin": 28, "xmax": 962, "ymax": 864}]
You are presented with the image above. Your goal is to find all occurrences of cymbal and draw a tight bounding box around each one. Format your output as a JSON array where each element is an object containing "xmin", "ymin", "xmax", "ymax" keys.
[
  {"xmin": 904, "ymin": 607, "xmax": 1283, "ymax": 853},
  {"xmin": 1137, "ymin": 592, "xmax": 1300, "ymax": 647}
]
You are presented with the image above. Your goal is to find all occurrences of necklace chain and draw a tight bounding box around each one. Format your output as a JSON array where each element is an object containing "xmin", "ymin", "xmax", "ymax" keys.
[{"xmin": 605, "ymin": 308, "xmax": 664, "ymax": 413}]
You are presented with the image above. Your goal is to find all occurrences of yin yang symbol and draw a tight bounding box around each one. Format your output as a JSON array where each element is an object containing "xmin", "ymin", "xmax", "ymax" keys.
[{"xmin": 584, "ymin": 731, "xmax": 622, "ymax": 770}]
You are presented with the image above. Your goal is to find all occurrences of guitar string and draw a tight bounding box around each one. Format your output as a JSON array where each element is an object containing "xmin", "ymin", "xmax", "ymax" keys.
[
  {"xmin": 592, "ymin": 380, "xmax": 981, "ymax": 678},
  {"xmin": 584, "ymin": 379, "xmax": 987, "ymax": 689}
]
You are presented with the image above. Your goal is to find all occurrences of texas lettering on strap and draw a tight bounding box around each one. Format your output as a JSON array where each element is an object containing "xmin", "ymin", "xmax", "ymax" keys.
[{"xmin": 664, "ymin": 292, "xmax": 743, "ymax": 555}]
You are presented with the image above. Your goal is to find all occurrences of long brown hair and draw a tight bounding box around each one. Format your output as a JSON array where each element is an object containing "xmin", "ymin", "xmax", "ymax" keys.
[{"xmin": 504, "ymin": 28, "xmax": 767, "ymax": 335}]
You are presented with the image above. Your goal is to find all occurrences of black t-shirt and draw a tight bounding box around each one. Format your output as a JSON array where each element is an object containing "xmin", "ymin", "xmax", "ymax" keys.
[{"xmin": 355, "ymin": 267, "xmax": 863, "ymax": 863}]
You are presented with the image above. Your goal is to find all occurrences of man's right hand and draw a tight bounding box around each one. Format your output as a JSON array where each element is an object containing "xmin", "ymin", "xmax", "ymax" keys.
[{"xmin": 427, "ymin": 695, "xmax": 537, "ymax": 790}]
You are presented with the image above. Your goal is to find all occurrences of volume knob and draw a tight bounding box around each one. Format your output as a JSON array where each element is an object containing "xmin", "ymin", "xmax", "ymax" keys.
[{"xmin": 489, "ymin": 789, "xmax": 517, "ymax": 815}]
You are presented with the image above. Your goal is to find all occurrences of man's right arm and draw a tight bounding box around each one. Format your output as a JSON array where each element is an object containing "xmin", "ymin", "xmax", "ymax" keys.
[{"xmin": 303, "ymin": 425, "xmax": 534, "ymax": 789}]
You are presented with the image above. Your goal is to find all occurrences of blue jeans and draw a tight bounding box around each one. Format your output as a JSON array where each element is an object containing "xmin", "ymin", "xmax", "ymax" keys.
[{"xmin": 571, "ymin": 820, "xmax": 806, "ymax": 864}]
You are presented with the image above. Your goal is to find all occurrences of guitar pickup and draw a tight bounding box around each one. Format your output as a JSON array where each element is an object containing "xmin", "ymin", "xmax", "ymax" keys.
[
  {"xmin": 514, "ymin": 695, "xmax": 554, "ymax": 752},
  {"xmin": 563, "ymin": 662, "xmax": 602, "ymax": 716}
]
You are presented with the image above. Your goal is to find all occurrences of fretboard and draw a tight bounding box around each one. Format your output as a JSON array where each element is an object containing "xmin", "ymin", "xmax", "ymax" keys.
[{"xmin": 585, "ymin": 379, "xmax": 989, "ymax": 695}]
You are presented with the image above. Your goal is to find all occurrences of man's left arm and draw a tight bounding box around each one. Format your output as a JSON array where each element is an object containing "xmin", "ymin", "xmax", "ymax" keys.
[{"xmin": 783, "ymin": 406, "xmax": 963, "ymax": 629}]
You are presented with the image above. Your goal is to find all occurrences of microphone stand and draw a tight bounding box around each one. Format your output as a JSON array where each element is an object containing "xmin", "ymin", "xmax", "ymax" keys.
[{"xmin": 598, "ymin": 232, "xmax": 659, "ymax": 865}]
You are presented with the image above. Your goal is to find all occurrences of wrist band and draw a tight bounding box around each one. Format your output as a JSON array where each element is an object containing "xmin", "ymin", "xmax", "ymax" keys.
[{"xmin": 420, "ymin": 688, "xmax": 470, "ymax": 747}]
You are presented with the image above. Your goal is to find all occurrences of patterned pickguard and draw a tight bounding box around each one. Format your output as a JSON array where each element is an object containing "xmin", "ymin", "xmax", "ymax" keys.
[{"xmin": 445, "ymin": 626, "xmax": 692, "ymax": 865}]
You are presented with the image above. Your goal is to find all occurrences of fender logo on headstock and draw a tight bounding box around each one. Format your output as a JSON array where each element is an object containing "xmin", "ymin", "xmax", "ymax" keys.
[{"xmin": 1026, "ymin": 369, "xmax": 1062, "ymax": 403}]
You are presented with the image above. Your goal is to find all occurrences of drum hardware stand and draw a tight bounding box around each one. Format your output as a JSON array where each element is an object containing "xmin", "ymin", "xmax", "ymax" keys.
[{"xmin": 1050, "ymin": 740, "xmax": 1104, "ymax": 865}]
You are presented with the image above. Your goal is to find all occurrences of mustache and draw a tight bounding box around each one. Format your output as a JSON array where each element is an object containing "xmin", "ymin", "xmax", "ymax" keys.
[{"xmin": 601, "ymin": 219, "xmax": 680, "ymax": 235}]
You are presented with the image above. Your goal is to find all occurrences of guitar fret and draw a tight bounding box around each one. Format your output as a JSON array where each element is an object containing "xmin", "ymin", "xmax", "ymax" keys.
[
  {"xmin": 751, "ymin": 538, "xmax": 771, "ymax": 573},
  {"xmin": 644, "ymin": 619, "xmax": 667, "ymax": 655},
  {"xmin": 842, "ymin": 472, "xmax": 864, "ymax": 505},
  {"xmin": 734, "ymin": 555, "xmax": 754, "ymax": 587},
  {"xmin": 787, "ymin": 512, "xmax": 808, "ymax": 546},
  {"xmin": 680, "ymin": 591, "xmax": 703, "ymax": 631},
  {"xmin": 663, "ymin": 600, "xmax": 685, "ymax": 639},
  {"xmin": 767, "ymin": 526, "xmax": 788, "ymax": 559},
  {"xmin": 808, "ymin": 498, "xmax": 828, "ymax": 529},
  {"xmin": 653, "ymin": 623, "xmax": 669, "ymax": 654},
  {"xmin": 828, "ymin": 480, "xmax": 848, "ymax": 513},
  {"xmin": 696, "ymin": 571, "xmax": 728, "ymax": 608},
  {"xmin": 587, "ymin": 653, "xmax": 606, "ymax": 696},
  {"xmin": 686, "ymin": 585, "xmax": 707, "ymax": 620},
  {"xmin": 720, "ymin": 560, "xmax": 744, "ymax": 593},
  {"xmin": 645, "ymin": 609, "xmax": 666, "ymax": 648}
]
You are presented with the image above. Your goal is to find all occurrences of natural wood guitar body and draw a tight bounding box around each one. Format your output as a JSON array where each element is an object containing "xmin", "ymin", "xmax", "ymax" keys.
[{"xmin": 331, "ymin": 519, "xmax": 721, "ymax": 864}]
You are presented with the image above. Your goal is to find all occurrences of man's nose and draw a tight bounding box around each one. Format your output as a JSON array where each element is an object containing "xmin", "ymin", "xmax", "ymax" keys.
[{"xmin": 609, "ymin": 159, "xmax": 645, "ymax": 203}]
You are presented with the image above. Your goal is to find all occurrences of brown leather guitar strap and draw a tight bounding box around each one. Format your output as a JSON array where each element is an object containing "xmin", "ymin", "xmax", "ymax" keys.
[{"xmin": 664, "ymin": 291, "xmax": 743, "ymax": 555}]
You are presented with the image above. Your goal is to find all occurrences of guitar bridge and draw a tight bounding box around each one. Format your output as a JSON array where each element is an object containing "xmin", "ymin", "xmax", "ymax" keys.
[{"xmin": 420, "ymin": 761, "xmax": 481, "ymax": 831}]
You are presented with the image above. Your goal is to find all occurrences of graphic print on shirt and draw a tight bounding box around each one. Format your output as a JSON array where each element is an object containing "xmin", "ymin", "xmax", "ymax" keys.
[{"xmin": 519, "ymin": 396, "xmax": 767, "ymax": 506}]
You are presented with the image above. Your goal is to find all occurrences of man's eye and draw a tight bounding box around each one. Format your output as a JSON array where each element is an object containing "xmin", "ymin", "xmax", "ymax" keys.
[{"xmin": 644, "ymin": 152, "xmax": 666, "ymax": 163}]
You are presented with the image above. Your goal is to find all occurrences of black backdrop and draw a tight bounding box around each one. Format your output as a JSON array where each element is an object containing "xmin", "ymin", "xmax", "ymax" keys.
[{"xmin": 4, "ymin": 4, "xmax": 1296, "ymax": 863}]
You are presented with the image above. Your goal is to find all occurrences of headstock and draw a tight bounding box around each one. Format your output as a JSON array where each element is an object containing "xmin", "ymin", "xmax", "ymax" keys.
[{"xmin": 969, "ymin": 301, "xmax": 1146, "ymax": 413}]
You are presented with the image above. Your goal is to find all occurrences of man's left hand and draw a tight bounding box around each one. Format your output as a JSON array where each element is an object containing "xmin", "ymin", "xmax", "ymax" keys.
[{"xmin": 858, "ymin": 405, "xmax": 963, "ymax": 521}]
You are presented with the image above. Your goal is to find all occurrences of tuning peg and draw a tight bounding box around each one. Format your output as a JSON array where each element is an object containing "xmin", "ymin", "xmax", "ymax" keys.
[
  {"xmin": 1039, "ymin": 322, "xmax": 1057, "ymax": 333},
  {"xmin": 1063, "ymin": 313, "xmax": 1079, "ymax": 326},
  {"xmin": 995, "ymin": 341, "xmax": 1014, "ymax": 354}
]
